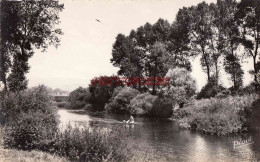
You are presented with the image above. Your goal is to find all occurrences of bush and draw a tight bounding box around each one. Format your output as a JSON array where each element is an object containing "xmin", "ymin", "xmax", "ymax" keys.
[
  {"xmin": 197, "ymin": 80, "xmax": 225, "ymax": 99},
  {"xmin": 38, "ymin": 125, "xmax": 132, "ymax": 162},
  {"xmin": 4, "ymin": 120, "xmax": 40, "ymax": 150},
  {"xmin": 215, "ymin": 89, "xmax": 231, "ymax": 98},
  {"xmin": 105, "ymin": 87, "xmax": 139, "ymax": 114},
  {"xmin": 178, "ymin": 94, "xmax": 258, "ymax": 135},
  {"xmin": 241, "ymin": 82, "xmax": 257, "ymax": 95},
  {"xmin": 67, "ymin": 87, "xmax": 91, "ymax": 109},
  {"xmin": 150, "ymin": 92, "xmax": 173, "ymax": 118},
  {"xmin": 54, "ymin": 96, "xmax": 68, "ymax": 103},
  {"xmin": 128, "ymin": 93, "xmax": 157, "ymax": 116},
  {"xmin": 54, "ymin": 101, "xmax": 68, "ymax": 108},
  {"xmin": 3, "ymin": 85, "xmax": 59, "ymax": 150},
  {"xmin": 165, "ymin": 68, "xmax": 197, "ymax": 108},
  {"xmin": 89, "ymin": 76, "xmax": 124, "ymax": 112}
]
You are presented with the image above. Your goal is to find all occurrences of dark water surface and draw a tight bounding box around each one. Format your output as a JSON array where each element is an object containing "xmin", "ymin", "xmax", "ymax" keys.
[{"xmin": 58, "ymin": 109, "xmax": 260, "ymax": 161}]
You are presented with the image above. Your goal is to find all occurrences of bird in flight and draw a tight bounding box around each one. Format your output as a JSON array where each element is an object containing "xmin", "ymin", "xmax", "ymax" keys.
[{"xmin": 96, "ymin": 19, "xmax": 101, "ymax": 23}]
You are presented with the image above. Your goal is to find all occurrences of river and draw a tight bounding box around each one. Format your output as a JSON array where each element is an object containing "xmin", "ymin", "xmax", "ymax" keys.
[{"xmin": 58, "ymin": 109, "xmax": 260, "ymax": 161}]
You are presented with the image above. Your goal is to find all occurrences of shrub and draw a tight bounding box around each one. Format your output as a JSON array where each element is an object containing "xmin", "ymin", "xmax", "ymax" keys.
[
  {"xmin": 215, "ymin": 89, "xmax": 231, "ymax": 98},
  {"xmin": 54, "ymin": 96, "xmax": 68, "ymax": 102},
  {"xmin": 197, "ymin": 79, "xmax": 225, "ymax": 99},
  {"xmin": 178, "ymin": 94, "xmax": 258, "ymax": 135},
  {"xmin": 67, "ymin": 87, "xmax": 91, "ymax": 109},
  {"xmin": 128, "ymin": 93, "xmax": 157, "ymax": 116},
  {"xmin": 54, "ymin": 101, "xmax": 68, "ymax": 108},
  {"xmin": 3, "ymin": 85, "xmax": 59, "ymax": 150},
  {"xmin": 241, "ymin": 82, "xmax": 257, "ymax": 95},
  {"xmin": 105, "ymin": 87, "xmax": 139, "ymax": 114},
  {"xmin": 89, "ymin": 76, "xmax": 124, "ymax": 112},
  {"xmin": 165, "ymin": 68, "xmax": 197, "ymax": 108},
  {"xmin": 4, "ymin": 112, "xmax": 42, "ymax": 150},
  {"xmin": 111, "ymin": 86, "xmax": 124, "ymax": 98},
  {"xmin": 38, "ymin": 125, "xmax": 132, "ymax": 162},
  {"xmin": 150, "ymin": 92, "xmax": 173, "ymax": 118}
]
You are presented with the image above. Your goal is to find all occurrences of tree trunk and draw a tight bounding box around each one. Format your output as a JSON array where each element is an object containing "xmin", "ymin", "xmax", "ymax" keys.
[
  {"xmin": 254, "ymin": 33, "xmax": 259, "ymax": 92},
  {"xmin": 215, "ymin": 61, "xmax": 219, "ymax": 84},
  {"xmin": 0, "ymin": 19, "xmax": 6, "ymax": 124},
  {"xmin": 253, "ymin": 55, "xmax": 258, "ymax": 91},
  {"xmin": 202, "ymin": 49, "xmax": 211, "ymax": 82}
]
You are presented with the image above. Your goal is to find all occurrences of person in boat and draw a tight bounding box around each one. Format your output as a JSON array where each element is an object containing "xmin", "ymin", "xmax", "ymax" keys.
[{"xmin": 123, "ymin": 115, "xmax": 134, "ymax": 124}]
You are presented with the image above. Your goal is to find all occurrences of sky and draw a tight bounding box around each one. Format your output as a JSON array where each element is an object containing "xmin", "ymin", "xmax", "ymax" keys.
[{"xmin": 27, "ymin": 0, "xmax": 254, "ymax": 92}]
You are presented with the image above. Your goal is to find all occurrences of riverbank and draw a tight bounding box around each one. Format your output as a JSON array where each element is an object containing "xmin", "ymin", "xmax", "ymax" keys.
[{"xmin": 0, "ymin": 147, "xmax": 68, "ymax": 162}]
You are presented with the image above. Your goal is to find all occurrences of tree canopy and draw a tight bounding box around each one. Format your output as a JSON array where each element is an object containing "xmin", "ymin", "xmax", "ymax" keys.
[{"xmin": 1, "ymin": 0, "xmax": 64, "ymax": 92}]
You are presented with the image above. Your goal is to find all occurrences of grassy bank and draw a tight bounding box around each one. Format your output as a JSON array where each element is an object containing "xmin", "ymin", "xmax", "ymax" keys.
[
  {"xmin": 0, "ymin": 147, "xmax": 68, "ymax": 162},
  {"xmin": 176, "ymin": 94, "xmax": 258, "ymax": 135},
  {"xmin": 0, "ymin": 126, "xmax": 67, "ymax": 162}
]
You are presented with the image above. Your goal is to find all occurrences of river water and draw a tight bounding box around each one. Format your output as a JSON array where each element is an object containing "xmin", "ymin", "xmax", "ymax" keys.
[{"xmin": 58, "ymin": 109, "xmax": 260, "ymax": 161}]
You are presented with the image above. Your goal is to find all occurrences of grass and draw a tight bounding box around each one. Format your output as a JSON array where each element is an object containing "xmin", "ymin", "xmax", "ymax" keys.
[
  {"xmin": 177, "ymin": 94, "xmax": 258, "ymax": 135},
  {"xmin": 0, "ymin": 147, "xmax": 68, "ymax": 162}
]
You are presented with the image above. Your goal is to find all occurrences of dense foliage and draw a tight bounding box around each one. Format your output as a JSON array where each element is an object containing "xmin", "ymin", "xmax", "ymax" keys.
[
  {"xmin": 88, "ymin": 75, "xmax": 124, "ymax": 111},
  {"xmin": 150, "ymin": 93, "xmax": 173, "ymax": 118},
  {"xmin": 111, "ymin": 19, "xmax": 191, "ymax": 94},
  {"xmin": 109, "ymin": 0, "xmax": 260, "ymax": 94},
  {"xmin": 38, "ymin": 126, "xmax": 132, "ymax": 162},
  {"xmin": 67, "ymin": 87, "xmax": 91, "ymax": 109},
  {"xmin": 105, "ymin": 87, "xmax": 139, "ymax": 114},
  {"xmin": 165, "ymin": 68, "xmax": 196, "ymax": 108},
  {"xmin": 197, "ymin": 78, "xmax": 226, "ymax": 99},
  {"xmin": 3, "ymin": 85, "xmax": 59, "ymax": 150},
  {"xmin": 1, "ymin": 0, "xmax": 64, "ymax": 91},
  {"xmin": 128, "ymin": 93, "xmax": 157, "ymax": 116},
  {"xmin": 178, "ymin": 94, "xmax": 258, "ymax": 135}
]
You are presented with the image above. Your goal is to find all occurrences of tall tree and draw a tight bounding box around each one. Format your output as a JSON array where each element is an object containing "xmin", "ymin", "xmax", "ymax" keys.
[
  {"xmin": 208, "ymin": 2, "xmax": 224, "ymax": 83},
  {"xmin": 0, "ymin": 3, "xmax": 5, "ymax": 124},
  {"xmin": 111, "ymin": 19, "xmax": 171, "ymax": 93},
  {"xmin": 167, "ymin": 17, "xmax": 192, "ymax": 71},
  {"xmin": 216, "ymin": 0, "xmax": 243, "ymax": 91},
  {"xmin": 147, "ymin": 42, "xmax": 169, "ymax": 94},
  {"xmin": 111, "ymin": 33, "xmax": 146, "ymax": 91},
  {"xmin": 1, "ymin": 0, "xmax": 64, "ymax": 92},
  {"xmin": 178, "ymin": 3, "xmax": 214, "ymax": 82},
  {"xmin": 224, "ymin": 54, "xmax": 244, "ymax": 91},
  {"xmin": 237, "ymin": 0, "xmax": 260, "ymax": 91}
]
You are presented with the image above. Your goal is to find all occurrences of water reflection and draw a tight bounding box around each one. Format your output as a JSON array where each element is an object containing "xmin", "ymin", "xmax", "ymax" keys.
[{"xmin": 58, "ymin": 109, "xmax": 260, "ymax": 161}]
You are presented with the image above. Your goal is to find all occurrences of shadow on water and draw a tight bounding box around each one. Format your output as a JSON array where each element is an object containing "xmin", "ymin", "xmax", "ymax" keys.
[{"xmin": 58, "ymin": 109, "xmax": 260, "ymax": 161}]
